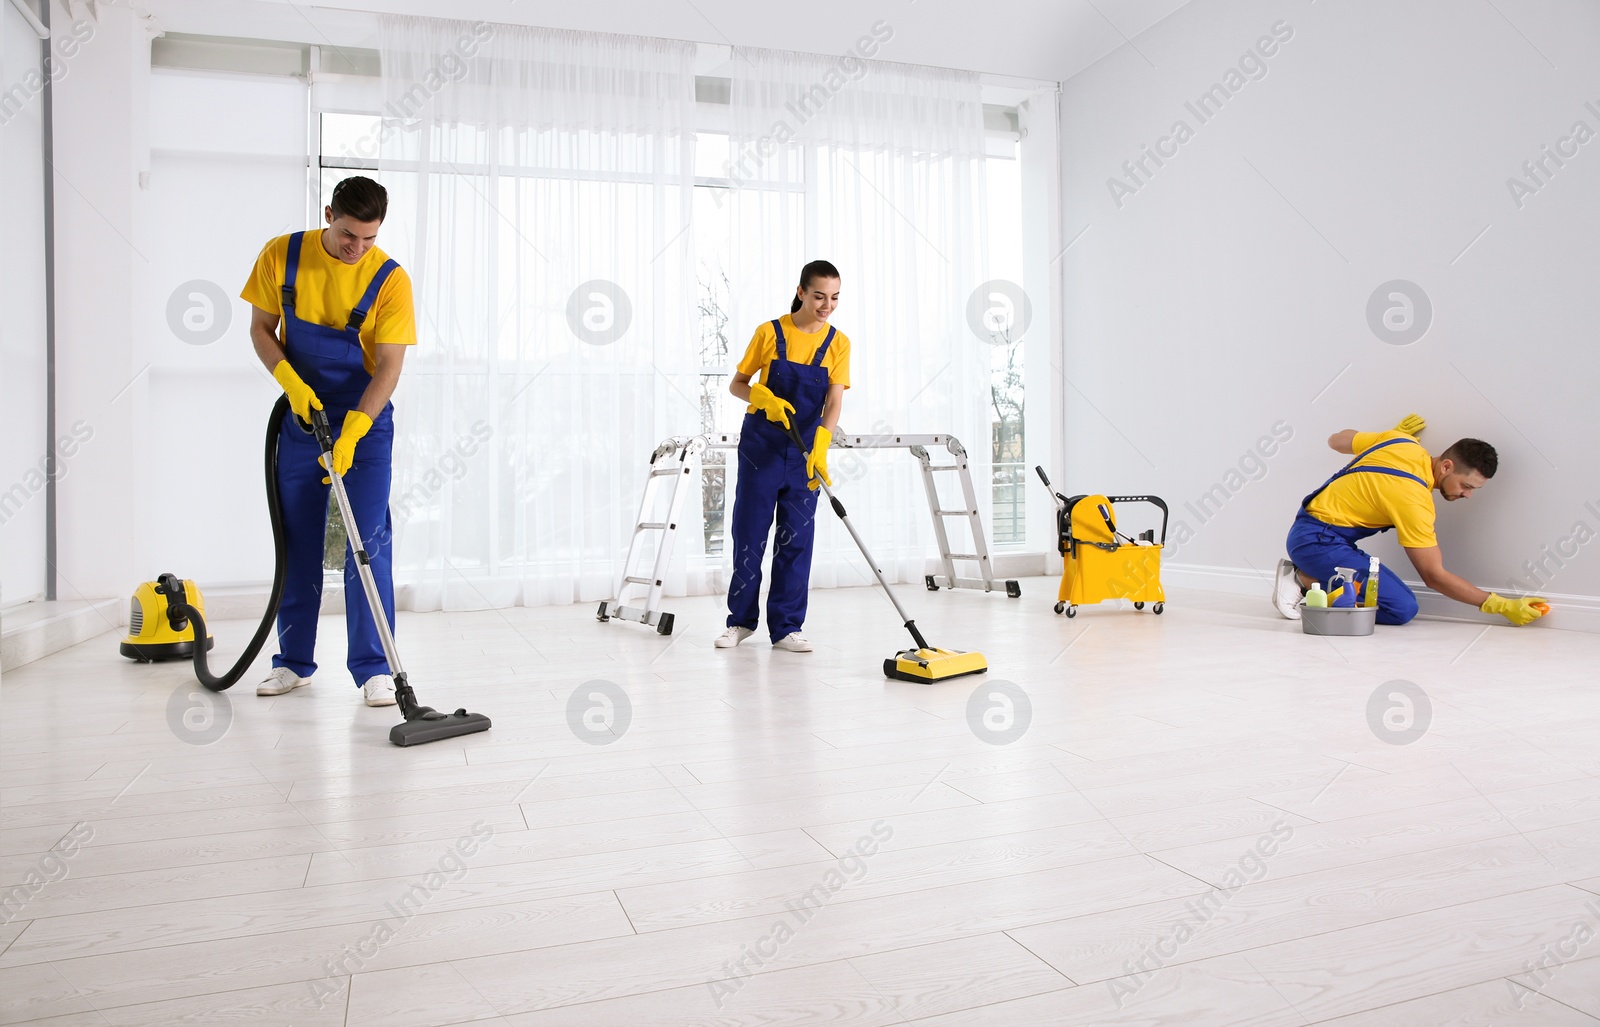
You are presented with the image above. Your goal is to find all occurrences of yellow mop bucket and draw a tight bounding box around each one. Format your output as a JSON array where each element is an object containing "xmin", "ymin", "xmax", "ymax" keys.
[{"xmin": 1035, "ymin": 468, "xmax": 1168, "ymax": 618}]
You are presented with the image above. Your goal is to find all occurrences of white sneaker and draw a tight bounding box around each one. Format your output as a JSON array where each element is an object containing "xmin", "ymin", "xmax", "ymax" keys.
[
  {"xmin": 714, "ymin": 626, "xmax": 755, "ymax": 648},
  {"xmin": 772, "ymin": 632, "xmax": 813, "ymax": 653},
  {"xmin": 1272, "ymin": 559, "xmax": 1305, "ymax": 620},
  {"xmin": 363, "ymin": 674, "xmax": 397, "ymax": 707},
  {"xmin": 257, "ymin": 666, "xmax": 310, "ymax": 696}
]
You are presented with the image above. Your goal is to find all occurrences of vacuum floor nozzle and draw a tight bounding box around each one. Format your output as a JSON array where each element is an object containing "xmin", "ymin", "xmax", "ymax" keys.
[{"xmin": 390, "ymin": 709, "xmax": 492, "ymax": 747}]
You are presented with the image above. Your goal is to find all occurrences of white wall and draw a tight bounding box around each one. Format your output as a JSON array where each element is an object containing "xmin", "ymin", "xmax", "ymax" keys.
[
  {"xmin": 0, "ymin": 0, "xmax": 51, "ymax": 606},
  {"xmin": 140, "ymin": 68, "xmax": 306, "ymax": 585},
  {"xmin": 1057, "ymin": 0, "xmax": 1600, "ymax": 624},
  {"xmin": 51, "ymin": 0, "xmax": 151, "ymax": 602}
]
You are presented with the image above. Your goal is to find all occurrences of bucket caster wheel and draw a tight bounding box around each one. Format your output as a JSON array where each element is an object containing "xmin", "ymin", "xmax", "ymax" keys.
[
  {"xmin": 1053, "ymin": 602, "xmax": 1064, "ymax": 615},
  {"xmin": 1153, "ymin": 602, "xmax": 1164, "ymax": 615},
  {"xmin": 656, "ymin": 613, "xmax": 675, "ymax": 636},
  {"xmin": 1066, "ymin": 605, "xmax": 1078, "ymax": 618},
  {"xmin": 1005, "ymin": 580, "xmax": 1021, "ymax": 598},
  {"xmin": 1134, "ymin": 601, "xmax": 1145, "ymax": 610},
  {"xmin": 596, "ymin": 602, "xmax": 610, "ymax": 622},
  {"xmin": 925, "ymin": 575, "xmax": 939, "ymax": 592}
]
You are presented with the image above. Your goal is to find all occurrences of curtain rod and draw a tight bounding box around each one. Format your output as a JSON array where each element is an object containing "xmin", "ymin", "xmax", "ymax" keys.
[{"xmin": 8, "ymin": 0, "xmax": 49, "ymax": 39}]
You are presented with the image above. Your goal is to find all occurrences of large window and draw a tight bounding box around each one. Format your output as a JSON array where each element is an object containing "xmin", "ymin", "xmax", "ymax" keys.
[
  {"xmin": 688, "ymin": 121, "xmax": 1030, "ymax": 555},
  {"xmin": 311, "ymin": 83, "xmax": 1034, "ymax": 568},
  {"xmin": 693, "ymin": 133, "xmax": 733, "ymax": 555},
  {"xmin": 313, "ymin": 112, "xmax": 381, "ymax": 569},
  {"xmin": 986, "ymin": 140, "xmax": 1025, "ymax": 545}
]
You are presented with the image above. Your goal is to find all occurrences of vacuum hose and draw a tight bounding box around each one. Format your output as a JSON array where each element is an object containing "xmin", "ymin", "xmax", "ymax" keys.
[{"xmin": 174, "ymin": 396, "xmax": 292, "ymax": 691}]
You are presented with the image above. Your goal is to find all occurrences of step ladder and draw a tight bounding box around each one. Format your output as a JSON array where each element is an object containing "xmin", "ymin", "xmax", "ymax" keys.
[
  {"xmin": 595, "ymin": 436, "xmax": 704, "ymax": 636},
  {"xmin": 908, "ymin": 436, "xmax": 1022, "ymax": 598},
  {"xmin": 600, "ymin": 431, "xmax": 1019, "ymax": 635}
]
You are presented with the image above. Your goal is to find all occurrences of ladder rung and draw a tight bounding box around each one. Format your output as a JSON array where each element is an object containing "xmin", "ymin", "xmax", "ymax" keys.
[
  {"xmin": 649, "ymin": 468, "xmax": 678, "ymax": 477},
  {"xmin": 934, "ymin": 509, "xmax": 977, "ymax": 517},
  {"xmin": 624, "ymin": 576, "xmax": 659, "ymax": 585},
  {"xmin": 638, "ymin": 522, "xmax": 672, "ymax": 531},
  {"xmin": 945, "ymin": 553, "xmax": 983, "ymax": 561},
  {"xmin": 924, "ymin": 465, "xmax": 962, "ymax": 472}
]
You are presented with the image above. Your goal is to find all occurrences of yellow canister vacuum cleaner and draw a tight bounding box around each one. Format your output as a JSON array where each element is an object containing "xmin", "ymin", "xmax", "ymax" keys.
[
  {"xmin": 120, "ymin": 398, "xmax": 491, "ymax": 746},
  {"xmin": 120, "ymin": 574, "xmax": 216, "ymax": 661}
]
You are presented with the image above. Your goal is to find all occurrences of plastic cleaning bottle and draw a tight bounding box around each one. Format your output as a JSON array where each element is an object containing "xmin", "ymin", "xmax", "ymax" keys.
[
  {"xmin": 1363, "ymin": 556, "xmax": 1380, "ymax": 608},
  {"xmin": 1304, "ymin": 582, "xmax": 1328, "ymax": 608},
  {"xmin": 1329, "ymin": 567, "xmax": 1357, "ymax": 608}
]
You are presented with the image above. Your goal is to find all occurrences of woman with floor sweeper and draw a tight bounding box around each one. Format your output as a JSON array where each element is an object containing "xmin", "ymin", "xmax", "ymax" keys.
[
  {"xmin": 716, "ymin": 261, "xmax": 851, "ymax": 652},
  {"xmin": 240, "ymin": 176, "xmax": 416, "ymax": 706}
]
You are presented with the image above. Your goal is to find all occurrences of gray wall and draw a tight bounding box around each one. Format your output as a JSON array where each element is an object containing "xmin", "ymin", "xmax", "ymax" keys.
[{"xmin": 1057, "ymin": 0, "xmax": 1600, "ymax": 625}]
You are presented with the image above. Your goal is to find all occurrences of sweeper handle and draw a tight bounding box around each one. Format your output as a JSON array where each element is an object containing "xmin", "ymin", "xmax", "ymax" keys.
[
  {"xmin": 786, "ymin": 423, "xmax": 931, "ymax": 652},
  {"xmin": 309, "ymin": 410, "xmax": 491, "ymax": 745}
]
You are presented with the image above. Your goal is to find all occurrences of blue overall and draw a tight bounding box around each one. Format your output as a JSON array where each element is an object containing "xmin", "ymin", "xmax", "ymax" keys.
[
  {"xmin": 726, "ymin": 320, "xmax": 836, "ymax": 642},
  {"xmin": 272, "ymin": 231, "xmax": 400, "ymax": 683},
  {"xmin": 1286, "ymin": 437, "xmax": 1430, "ymax": 625}
]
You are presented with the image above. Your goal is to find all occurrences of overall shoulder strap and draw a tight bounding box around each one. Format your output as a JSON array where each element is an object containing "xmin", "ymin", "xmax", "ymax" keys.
[
  {"xmin": 280, "ymin": 232, "xmax": 305, "ymax": 312},
  {"xmin": 811, "ymin": 326, "xmax": 837, "ymax": 366},
  {"xmin": 1303, "ymin": 437, "xmax": 1428, "ymax": 508},
  {"xmin": 771, "ymin": 319, "xmax": 787, "ymax": 361},
  {"xmin": 1343, "ymin": 465, "xmax": 1431, "ymax": 488},
  {"xmin": 347, "ymin": 259, "xmax": 400, "ymax": 332},
  {"xmin": 1345, "ymin": 436, "xmax": 1421, "ymax": 467}
]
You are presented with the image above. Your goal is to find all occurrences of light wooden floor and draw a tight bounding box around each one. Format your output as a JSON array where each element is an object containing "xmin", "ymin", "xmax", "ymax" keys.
[{"xmin": 3, "ymin": 578, "xmax": 1599, "ymax": 1025}]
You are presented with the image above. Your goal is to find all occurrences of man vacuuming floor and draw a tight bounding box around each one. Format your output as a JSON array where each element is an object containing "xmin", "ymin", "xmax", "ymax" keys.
[
  {"xmin": 241, "ymin": 176, "xmax": 415, "ymax": 706},
  {"xmin": 1272, "ymin": 413, "xmax": 1550, "ymax": 627}
]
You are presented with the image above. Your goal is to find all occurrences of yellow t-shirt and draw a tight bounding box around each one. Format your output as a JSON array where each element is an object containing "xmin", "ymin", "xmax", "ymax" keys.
[
  {"xmin": 736, "ymin": 315, "xmax": 851, "ymax": 414},
  {"xmin": 1305, "ymin": 430, "xmax": 1437, "ymax": 548},
  {"xmin": 241, "ymin": 230, "xmax": 417, "ymax": 373}
]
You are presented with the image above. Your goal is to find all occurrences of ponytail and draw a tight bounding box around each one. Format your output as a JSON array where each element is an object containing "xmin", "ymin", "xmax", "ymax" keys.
[{"xmin": 790, "ymin": 259, "xmax": 840, "ymax": 313}]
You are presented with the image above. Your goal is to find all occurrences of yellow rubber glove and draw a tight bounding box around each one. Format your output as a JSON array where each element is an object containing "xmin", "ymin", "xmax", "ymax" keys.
[
  {"xmin": 807, "ymin": 425, "xmax": 832, "ymax": 491},
  {"xmin": 1393, "ymin": 413, "xmax": 1425, "ymax": 437},
  {"xmin": 1480, "ymin": 592, "xmax": 1548, "ymax": 626},
  {"xmin": 272, "ymin": 360, "xmax": 323, "ymax": 423},
  {"xmin": 322, "ymin": 411, "xmax": 372, "ymax": 484},
  {"xmin": 748, "ymin": 381, "xmax": 794, "ymax": 429}
]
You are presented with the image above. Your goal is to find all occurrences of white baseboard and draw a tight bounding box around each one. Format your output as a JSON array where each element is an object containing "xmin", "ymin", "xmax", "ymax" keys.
[
  {"xmin": 200, "ymin": 586, "xmax": 346, "ymax": 621},
  {"xmin": 1, "ymin": 598, "xmax": 124, "ymax": 672},
  {"xmin": 7, "ymin": 555, "xmax": 1588, "ymax": 673},
  {"xmin": 0, "ymin": 587, "xmax": 350, "ymax": 673},
  {"xmin": 986, "ymin": 551, "xmax": 1052, "ymax": 580},
  {"xmin": 1164, "ymin": 562, "xmax": 1600, "ymax": 634}
]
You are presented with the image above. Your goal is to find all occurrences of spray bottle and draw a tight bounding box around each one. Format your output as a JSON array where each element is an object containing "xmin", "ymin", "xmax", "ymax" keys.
[
  {"xmin": 1362, "ymin": 556, "xmax": 1380, "ymax": 608},
  {"xmin": 1329, "ymin": 567, "xmax": 1357, "ymax": 608}
]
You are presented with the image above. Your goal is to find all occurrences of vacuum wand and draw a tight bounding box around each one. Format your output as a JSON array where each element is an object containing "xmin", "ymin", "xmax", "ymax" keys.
[
  {"xmin": 310, "ymin": 412, "xmax": 410, "ymax": 700},
  {"xmin": 309, "ymin": 410, "xmax": 491, "ymax": 745},
  {"xmin": 784, "ymin": 423, "xmax": 930, "ymax": 652}
]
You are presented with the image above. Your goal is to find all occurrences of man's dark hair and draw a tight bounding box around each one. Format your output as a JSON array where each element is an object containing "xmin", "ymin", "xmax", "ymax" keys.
[
  {"xmin": 1441, "ymin": 438, "xmax": 1497, "ymax": 478},
  {"xmin": 330, "ymin": 176, "xmax": 387, "ymax": 223}
]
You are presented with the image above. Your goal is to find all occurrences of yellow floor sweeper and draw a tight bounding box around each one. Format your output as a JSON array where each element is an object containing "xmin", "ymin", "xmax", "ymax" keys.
[{"xmin": 790, "ymin": 425, "xmax": 988, "ymax": 683}]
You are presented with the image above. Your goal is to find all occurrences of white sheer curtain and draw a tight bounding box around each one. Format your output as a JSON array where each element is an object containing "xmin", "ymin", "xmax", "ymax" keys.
[
  {"xmin": 377, "ymin": 17, "xmax": 698, "ymax": 610},
  {"xmin": 725, "ymin": 49, "xmax": 990, "ymax": 587}
]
